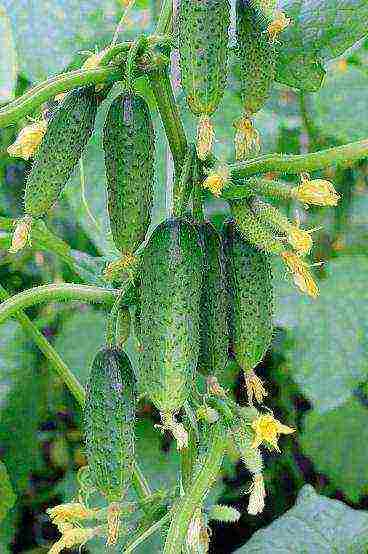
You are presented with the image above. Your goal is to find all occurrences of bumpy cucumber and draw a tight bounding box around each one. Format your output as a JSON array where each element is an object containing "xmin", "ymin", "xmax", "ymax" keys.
[
  {"xmin": 103, "ymin": 92, "xmax": 155, "ymax": 256},
  {"xmin": 25, "ymin": 86, "xmax": 98, "ymax": 218},
  {"xmin": 138, "ymin": 218, "xmax": 203, "ymax": 414},
  {"xmin": 197, "ymin": 222, "xmax": 229, "ymax": 380},
  {"xmin": 84, "ymin": 347, "xmax": 136, "ymax": 502},
  {"xmin": 223, "ymin": 220, "xmax": 274, "ymax": 372},
  {"xmin": 236, "ymin": 0, "xmax": 276, "ymax": 116}
]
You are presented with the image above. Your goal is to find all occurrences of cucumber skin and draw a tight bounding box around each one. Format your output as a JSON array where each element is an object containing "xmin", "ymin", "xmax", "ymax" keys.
[
  {"xmin": 25, "ymin": 86, "xmax": 98, "ymax": 218},
  {"xmin": 197, "ymin": 222, "xmax": 229, "ymax": 379},
  {"xmin": 103, "ymin": 93, "xmax": 155, "ymax": 255},
  {"xmin": 236, "ymin": 0, "xmax": 276, "ymax": 115},
  {"xmin": 178, "ymin": 0, "xmax": 230, "ymax": 117},
  {"xmin": 84, "ymin": 347, "xmax": 136, "ymax": 502},
  {"xmin": 223, "ymin": 220, "xmax": 274, "ymax": 372},
  {"xmin": 138, "ymin": 218, "xmax": 204, "ymax": 413}
]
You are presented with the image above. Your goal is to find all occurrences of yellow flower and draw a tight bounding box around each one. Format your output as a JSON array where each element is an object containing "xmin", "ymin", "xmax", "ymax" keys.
[
  {"xmin": 287, "ymin": 225, "xmax": 314, "ymax": 255},
  {"xmin": 197, "ymin": 115, "xmax": 215, "ymax": 160},
  {"xmin": 247, "ymin": 474, "xmax": 266, "ymax": 515},
  {"xmin": 251, "ymin": 413, "xmax": 295, "ymax": 451},
  {"xmin": 295, "ymin": 173, "xmax": 340, "ymax": 206},
  {"xmin": 7, "ymin": 121, "xmax": 47, "ymax": 160},
  {"xmin": 245, "ymin": 371, "xmax": 268, "ymax": 405},
  {"xmin": 47, "ymin": 502, "xmax": 97, "ymax": 525},
  {"xmin": 233, "ymin": 116, "xmax": 260, "ymax": 160},
  {"xmin": 267, "ymin": 11, "xmax": 291, "ymax": 42},
  {"xmin": 48, "ymin": 525, "xmax": 98, "ymax": 554},
  {"xmin": 203, "ymin": 166, "xmax": 230, "ymax": 197},
  {"xmin": 9, "ymin": 215, "xmax": 33, "ymax": 254},
  {"xmin": 103, "ymin": 252, "xmax": 137, "ymax": 281},
  {"xmin": 281, "ymin": 251, "xmax": 319, "ymax": 298}
]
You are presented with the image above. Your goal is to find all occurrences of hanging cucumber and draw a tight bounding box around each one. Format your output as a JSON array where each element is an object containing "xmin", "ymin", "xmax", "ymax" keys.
[
  {"xmin": 138, "ymin": 218, "xmax": 203, "ymax": 448},
  {"xmin": 178, "ymin": 0, "xmax": 230, "ymax": 160},
  {"xmin": 10, "ymin": 86, "xmax": 98, "ymax": 253},
  {"xmin": 223, "ymin": 220, "xmax": 274, "ymax": 404}
]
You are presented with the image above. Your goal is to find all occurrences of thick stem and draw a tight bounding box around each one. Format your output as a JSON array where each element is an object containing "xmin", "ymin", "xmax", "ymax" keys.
[
  {"xmin": 222, "ymin": 178, "xmax": 295, "ymax": 202},
  {"xmin": 0, "ymin": 284, "xmax": 118, "ymax": 325},
  {"xmin": 228, "ymin": 139, "xmax": 368, "ymax": 179},
  {"xmin": 163, "ymin": 422, "xmax": 226, "ymax": 553},
  {"xmin": 174, "ymin": 144, "xmax": 195, "ymax": 217}
]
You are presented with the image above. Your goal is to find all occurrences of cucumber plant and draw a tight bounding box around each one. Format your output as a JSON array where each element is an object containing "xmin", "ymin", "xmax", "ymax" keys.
[{"xmin": 1, "ymin": 1, "xmax": 366, "ymax": 553}]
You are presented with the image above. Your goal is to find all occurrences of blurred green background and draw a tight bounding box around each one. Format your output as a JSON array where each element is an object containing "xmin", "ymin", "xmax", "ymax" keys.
[{"xmin": 0, "ymin": 0, "xmax": 368, "ymax": 552}]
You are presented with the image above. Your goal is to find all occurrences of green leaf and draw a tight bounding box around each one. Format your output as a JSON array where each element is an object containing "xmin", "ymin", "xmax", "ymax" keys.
[
  {"xmin": 235, "ymin": 485, "xmax": 368, "ymax": 552},
  {"xmin": 0, "ymin": 4, "xmax": 17, "ymax": 104},
  {"xmin": 0, "ymin": 461, "xmax": 16, "ymax": 522},
  {"xmin": 274, "ymin": 255, "xmax": 368, "ymax": 413},
  {"xmin": 277, "ymin": 0, "xmax": 368, "ymax": 91},
  {"xmin": 300, "ymin": 397, "xmax": 368, "ymax": 502}
]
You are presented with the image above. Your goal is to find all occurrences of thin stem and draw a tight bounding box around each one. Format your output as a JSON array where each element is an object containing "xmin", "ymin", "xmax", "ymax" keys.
[
  {"xmin": 0, "ymin": 284, "xmax": 85, "ymax": 406},
  {"xmin": 0, "ymin": 283, "xmax": 118, "ymax": 325},
  {"xmin": 228, "ymin": 139, "xmax": 368, "ymax": 179},
  {"xmin": 132, "ymin": 461, "xmax": 152, "ymax": 498},
  {"xmin": 155, "ymin": 0, "xmax": 173, "ymax": 35},
  {"xmin": 79, "ymin": 159, "xmax": 101, "ymax": 232},
  {"xmin": 106, "ymin": 290, "xmax": 125, "ymax": 347},
  {"xmin": 123, "ymin": 512, "xmax": 171, "ymax": 553},
  {"xmin": 180, "ymin": 402, "xmax": 199, "ymax": 490},
  {"xmin": 174, "ymin": 144, "xmax": 194, "ymax": 217},
  {"xmin": 163, "ymin": 422, "xmax": 226, "ymax": 553},
  {"xmin": 299, "ymin": 92, "xmax": 320, "ymax": 149},
  {"xmin": 126, "ymin": 36, "xmax": 149, "ymax": 89},
  {"xmin": 111, "ymin": 0, "xmax": 136, "ymax": 46}
]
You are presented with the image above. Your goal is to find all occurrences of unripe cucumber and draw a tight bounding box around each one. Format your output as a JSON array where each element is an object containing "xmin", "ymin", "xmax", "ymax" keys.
[
  {"xmin": 197, "ymin": 222, "xmax": 229, "ymax": 380},
  {"xmin": 103, "ymin": 92, "xmax": 155, "ymax": 256},
  {"xmin": 223, "ymin": 220, "xmax": 274, "ymax": 372},
  {"xmin": 236, "ymin": 0, "xmax": 276, "ymax": 116},
  {"xmin": 138, "ymin": 218, "xmax": 203, "ymax": 414},
  {"xmin": 84, "ymin": 347, "xmax": 136, "ymax": 502},
  {"xmin": 178, "ymin": 0, "xmax": 230, "ymax": 118},
  {"xmin": 25, "ymin": 86, "xmax": 98, "ymax": 218}
]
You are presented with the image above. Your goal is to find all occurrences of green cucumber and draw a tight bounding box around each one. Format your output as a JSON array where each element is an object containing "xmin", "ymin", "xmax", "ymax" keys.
[
  {"xmin": 223, "ymin": 220, "xmax": 274, "ymax": 373},
  {"xmin": 138, "ymin": 218, "xmax": 203, "ymax": 443},
  {"xmin": 197, "ymin": 222, "xmax": 229, "ymax": 380},
  {"xmin": 84, "ymin": 347, "xmax": 136, "ymax": 502},
  {"xmin": 103, "ymin": 92, "xmax": 155, "ymax": 257},
  {"xmin": 25, "ymin": 86, "xmax": 98, "ymax": 218}
]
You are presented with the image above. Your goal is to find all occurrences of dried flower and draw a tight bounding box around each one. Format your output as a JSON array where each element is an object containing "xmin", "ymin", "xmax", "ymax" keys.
[
  {"xmin": 8, "ymin": 121, "xmax": 47, "ymax": 160},
  {"xmin": 233, "ymin": 116, "xmax": 260, "ymax": 160},
  {"xmin": 47, "ymin": 502, "xmax": 97, "ymax": 525},
  {"xmin": 9, "ymin": 215, "xmax": 33, "ymax": 254},
  {"xmin": 281, "ymin": 251, "xmax": 319, "ymax": 297},
  {"xmin": 267, "ymin": 11, "xmax": 291, "ymax": 42},
  {"xmin": 294, "ymin": 173, "xmax": 340, "ymax": 206},
  {"xmin": 247, "ymin": 474, "xmax": 266, "ymax": 515},
  {"xmin": 197, "ymin": 115, "xmax": 215, "ymax": 160},
  {"xmin": 245, "ymin": 371, "xmax": 268, "ymax": 405}
]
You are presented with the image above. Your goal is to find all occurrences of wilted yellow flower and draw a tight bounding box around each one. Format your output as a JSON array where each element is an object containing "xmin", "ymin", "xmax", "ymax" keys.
[
  {"xmin": 245, "ymin": 371, "xmax": 268, "ymax": 405},
  {"xmin": 197, "ymin": 115, "xmax": 215, "ymax": 160},
  {"xmin": 106, "ymin": 502, "xmax": 121, "ymax": 546},
  {"xmin": 159, "ymin": 412, "xmax": 188, "ymax": 450},
  {"xmin": 206, "ymin": 375, "xmax": 227, "ymax": 398},
  {"xmin": 9, "ymin": 215, "xmax": 33, "ymax": 254},
  {"xmin": 247, "ymin": 474, "xmax": 266, "ymax": 515},
  {"xmin": 47, "ymin": 502, "xmax": 97, "ymax": 525},
  {"xmin": 48, "ymin": 525, "xmax": 98, "ymax": 554},
  {"xmin": 251, "ymin": 413, "xmax": 295, "ymax": 451},
  {"xmin": 267, "ymin": 11, "xmax": 291, "ymax": 42},
  {"xmin": 103, "ymin": 252, "xmax": 137, "ymax": 281},
  {"xmin": 187, "ymin": 509, "xmax": 210, "ymax": 553},
  {"xmin": 7, "ymin": 120, "xmax": 47, "ymax": 160},
  {"xmin": 82, "ymin": 47, "xmax": 110, "ymax": 70},
  {"xmin": 281, "ymin": 251, "xmax": 319, "ymax": 297},
  {"xmin": 287, "ymin": 225, "xmax": 314, "ymax": 255},
  {"xmin": 233, "ymin": 116, "xmax": 260, "ymax": 160},
  {"xmin": 295, "ymin": 173, "xmax": 340, "ymax": 206},
  {"xmin": 203, "ymin": 166, "xmax": 230, "ymax": 197}
]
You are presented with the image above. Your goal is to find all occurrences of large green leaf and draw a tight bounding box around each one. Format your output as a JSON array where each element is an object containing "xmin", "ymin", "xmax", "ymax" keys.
[
  {"xmin": 276, "ymin": 0, "xmax": 368, "ymax": 91},
  {"xmin": 274, "ymin": 255, "xmax": 368, "ymax": 413},
  {"xmin": 0, "ymin": 4, "xmax": 17, "ymax": 104},
  {"xmin": 236, "ymin": 485, "xmax": 368, "ymax": 552}
]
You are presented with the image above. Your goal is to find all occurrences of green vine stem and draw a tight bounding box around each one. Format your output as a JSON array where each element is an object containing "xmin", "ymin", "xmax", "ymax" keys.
[
  {"xmin": 124, "ymin": 512, "xmax": 171, "ymax": 553},
  {"xmin": 155, "ymin": 0, "xmax": 173, "ymax": 35},
  {"xmin": 175, "ymin": 144, "xmax": 195, "ymax": 217},
  {"xmin": 0, "ymin": 283, "xmax": 119, "ymax": 325},
  {"xmin": 163, "ymin": 422, "xmax": 227, "ymax": 553},
  {"xmin": 222, "ymin": 177, "xmax": 295, "ymax": 201},
  {"xmin": 228, "ymin": 138, "xmax": 368, "ymax": 179}
]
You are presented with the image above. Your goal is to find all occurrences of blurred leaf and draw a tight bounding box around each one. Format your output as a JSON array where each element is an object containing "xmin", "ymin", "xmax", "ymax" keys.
[
  {"xmin": 0, "ymin": 461, "xmax": 16, "ymax": 521},
  {"xmin": 69, "ymin": 249, "xmax": 107, "ymax": 285},
  {"xmin": 0, "ymin": 4, "xmax": 17, "ymax": 104},
  {"xmin": 235, "ymin": 485, "xmax": 368, "ymax": 552},
  {"xmin": 275, "ymin": 255, "xmax": 368, "ymax": 413},
  {"xmin": 277, "ymin": 0, "xmax": 368, "ymax": 91},
  {"xmin": 300, "ymin": 398, "xmax": 368, "ymax": 502}
]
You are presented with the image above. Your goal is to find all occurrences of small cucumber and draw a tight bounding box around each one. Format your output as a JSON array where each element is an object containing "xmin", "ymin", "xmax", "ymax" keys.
[
  {"xmin": 197, "ymin": 222, "xmax": 229, "ymax": 381},
  {"xmin": 84, "ymin": 347, "xmax": 136, "ymax": 503},
  {"xmin": 103, "ymin": 92, "xmax": 155, "ymax": 258},
  {"xmin": 223, "ymin": 220, "xmax": 274, "ymax": 373}
]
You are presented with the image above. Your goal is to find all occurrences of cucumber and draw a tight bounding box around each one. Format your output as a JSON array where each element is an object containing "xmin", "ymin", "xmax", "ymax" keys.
[
  {"xmin": 178, "ymin": 0, "xmax": 230, "ymax": 159},
  {"xmin": 223, "ymin": 220, "xmax": 274, "ymax": 375},
  {"xmin": 25, "ymin": 86, "xmax": 98, "ymax": 218},
  {"xmin": 103, "ymin": 92, "xmax": 155, "ymax": 258},
  {"xmin": 84, "ymin": 347, "xmax": 136, "ymax": 503},
  {"xmin": 197, "ymin": 222, "xmax": 229, "ymax": 381},
  {"xmin": 138, "ymin": 218, "xmax": 203, "ymax": 446}
]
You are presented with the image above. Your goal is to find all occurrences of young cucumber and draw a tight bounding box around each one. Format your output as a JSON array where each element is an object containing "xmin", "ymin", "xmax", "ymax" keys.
[
  {"xmin": 178, "ymin": 0, "xmax": 230, "ymax": 159},
  {"xmin": 103, "ymin": 92, "xmax": 155, "ymax": 261},
  {"xmin": 84, "ymin": 347, "xmax": 136, "ymax": 503},
  {"xmin": 138, "ymin": 218, "xmax": 203, "ymax": 447},
  {"xmin": 223, "ymin": 220, "xmax": 274, "ymax": 376},
  {"xmin": 197, "ymin": 222, "xmax": 229, "ymax": 381}
]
